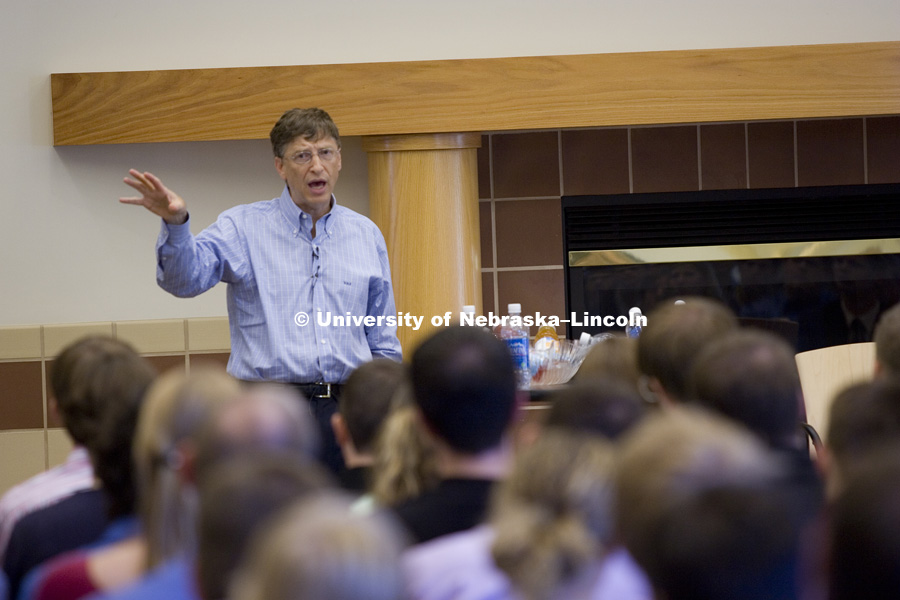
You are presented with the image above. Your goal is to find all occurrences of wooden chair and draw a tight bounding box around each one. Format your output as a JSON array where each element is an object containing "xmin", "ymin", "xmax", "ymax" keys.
[{"xmin": 795, "ymin": 342, "xmax": 876, "ymax": 442}]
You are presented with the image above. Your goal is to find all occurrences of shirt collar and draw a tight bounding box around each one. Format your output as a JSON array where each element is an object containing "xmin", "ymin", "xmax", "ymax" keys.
[{"xmin": 277, "ymin": 185, "xmax": 339, "ymax": 237}]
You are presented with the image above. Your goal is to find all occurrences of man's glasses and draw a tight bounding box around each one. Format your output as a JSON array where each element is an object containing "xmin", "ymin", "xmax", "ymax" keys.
[{"xmin": 287, "ymin": 148, "xmax": 340, "ymax": 165}]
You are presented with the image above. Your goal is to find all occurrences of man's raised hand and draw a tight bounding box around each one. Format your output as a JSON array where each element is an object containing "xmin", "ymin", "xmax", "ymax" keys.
[{"xmin": 120, "ymin": 169, "xmax": 188, "ymax": 225}]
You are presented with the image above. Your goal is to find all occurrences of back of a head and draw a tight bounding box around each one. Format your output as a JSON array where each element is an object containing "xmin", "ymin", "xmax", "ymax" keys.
[
  {"xmin": 615, "ymin": 407, "xmax": 781, "ymax": 577},
  {"xmin": 653, "ymin": 482, "xmax": 807, "ymax": 600},
  {"xmin": 826, "ymin": 378, "xmax": 900, "ymax": 492},
  {"xmin": 340, "ymin": 359, "xmax": 407, "ymax": 454},
  {"xmin": 637, "ymin": 297, "xmax": 738, "ymax": 402},
  {"xmin": 574, "ymin": 335, "xmax": 641, "ymax": 392},
  {"xmin": 50, "ymin": 335, "xmax": 155, "ymax": 452},
  {"xmin": 543, "ymin": 379, "xmax": 646, "ymax": 440},
  {"xmin": 411, "ymin": 326, "xmax": 517, "ymax": 454},
  {"xmin": 491, "ymin": 430, "xmax": 616, "ymax": 600},
  {"xmin": 134, "ymin": 366, "xmax": 242, "ymax": 567},
  {"xmin": 193, "ymin": 383, "xmax": 320, "ymax": 482},
  {"xmin": 874, "ymin": 303, "xmax": 900, "ymax": 377},
  {"xmin": 689, "ymin": 329, "xmax": 803, "ymax": 450},
  {"xmin": 829, "ymin": 446, "xmax": 900, "ymax": 600},
  {"xmin": 197, "ymin": 454, "xmax": 332, "ymax": 600},
  {"xmin": 52, "ymin": 336, "xmax": 156, "ymax": 519},
  {"xmin": 230, "ymin": 493, "xmax": 407, "ymax": 600}
]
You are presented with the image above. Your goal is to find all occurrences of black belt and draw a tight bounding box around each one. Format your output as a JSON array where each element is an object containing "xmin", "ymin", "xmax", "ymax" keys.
[{"xmin": 291, "ymin": 382, "xmax": 342, "ymax": 399}]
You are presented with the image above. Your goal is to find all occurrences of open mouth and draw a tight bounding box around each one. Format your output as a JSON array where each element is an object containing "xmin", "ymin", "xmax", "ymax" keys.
[{"xmin": 308, "ymin": 180, "xmax": 327, "ymax": 193}]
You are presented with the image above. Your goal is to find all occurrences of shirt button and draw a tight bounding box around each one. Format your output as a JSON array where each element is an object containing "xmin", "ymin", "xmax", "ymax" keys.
[{"xmin": 321, "ymin": 340, "xmax": 327, "ymax": 345}]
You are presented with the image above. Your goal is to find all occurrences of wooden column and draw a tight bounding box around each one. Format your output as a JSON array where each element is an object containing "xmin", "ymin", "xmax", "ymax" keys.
[{"xmin": 362, "ymin": 133, "xmax": 482, "ymax": 355}]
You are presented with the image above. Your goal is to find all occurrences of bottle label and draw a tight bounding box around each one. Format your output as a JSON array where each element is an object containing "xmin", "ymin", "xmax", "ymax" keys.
[{"xmin": 505, "ymin": 337, "xmax": 530, "ymax": 370}]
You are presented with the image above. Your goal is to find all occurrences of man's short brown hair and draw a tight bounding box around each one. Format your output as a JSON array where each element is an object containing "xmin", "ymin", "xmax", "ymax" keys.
[{"xmin": 269, "ymin": 108, "xmax": 341, "ymax": 158}]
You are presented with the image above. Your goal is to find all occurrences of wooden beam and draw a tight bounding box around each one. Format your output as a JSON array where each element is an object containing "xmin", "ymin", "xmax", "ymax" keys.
[{"xmin": 51, "ymin": 42, "xmax": 900, "ymax": 146}]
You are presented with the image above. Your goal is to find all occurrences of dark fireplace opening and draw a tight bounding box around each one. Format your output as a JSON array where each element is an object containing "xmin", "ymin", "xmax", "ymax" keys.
[{"xmin": 563, "ymin": 183, "xmax": 900, "ymax": 352}]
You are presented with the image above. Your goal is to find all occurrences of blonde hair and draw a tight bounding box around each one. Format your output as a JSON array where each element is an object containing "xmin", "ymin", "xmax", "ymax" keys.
[
  {"xmin": 133, "ymin": 366, "xmax": 240, "ymax": 568},
  {"xmin": 615, "ymin": 406, "xmax": 779, "ymax": 575},
  {"xmin": 370, "ymin": 385, "xmax": 439, "ymax": 506},
  {"xmin": 230, "ymin": 493, "xmax": 406, "ymax": 600},
  {"xmin": 490, "ymin": 430, "xmax": 616, "ymax": 600}
]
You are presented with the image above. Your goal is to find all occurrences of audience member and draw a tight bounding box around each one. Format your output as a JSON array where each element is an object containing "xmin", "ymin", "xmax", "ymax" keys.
[
  {"xmin": 873, "ymin": 302, "xmax": 900, "ymax": 378},
  {"xmin": 829, "ymin": 445, "xmax": 900, "ymax": 600},
  {"xmin": 824, "ymin": 377, "xmax": 900, "ymax": 498},
  {"xmin": 230, "ymin": 493, "xmax": 407, "ymax": 600},
  {"xmin": 0, "ymin": 336, "xmax": 123, "ymax": 563},
  {"xmin": 542, "ymin": 379, "xmax": 646, "ymax": 440},
  {"xmin": 197, "ymin": 455, "xmax": 331, "ymax": 600},
  {"xmin": 573, "ymin": 335, "xmax": 642, "ymax": 394},
  {"xmin": 404, "ymin": 430, "xmax": 618, "ymax": 600},
  {"xmin": 636, "ymin": 297, "xmax": 738, "ymax": 405},
  {"xmin": 93, "ymin": 383, "xmax": 322, "ymax": 600},
  {"xmin": 21, "ymin": 367, "xmax": 241, "ymax": 600},
  {"xmin": 615, "ymin": 408, "xmax": 788, "ymax": 591},
  {"xmin": 688, "ymin": 329, "xmax": 808, "ymax": 453},
  {"xmin": 368, "ymin": 390, "xmax": 439, "ymax": 509},
  {"xmin": 391, "ymin": 326, "xmax": 519, "ymax": 544},
  {"xmin": 3, "ymin": 337, "xmax": 154, "ymax": 600},
  {"xmin": 331, "ymin": 358, "xmax": 407, "ymax": 494}
]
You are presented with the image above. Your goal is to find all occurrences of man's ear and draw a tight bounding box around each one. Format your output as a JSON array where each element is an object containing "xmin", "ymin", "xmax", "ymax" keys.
[
  {"xmin": 274, "ymin": 156, "xmax": 286, "ymax": 180},
  {"xmin": 874, "ymin": 358, "xmax": 884, "ymax": 378},
  {"xmin": 331, "ymin": 413, "xmax": 348, "ymax": 446}
]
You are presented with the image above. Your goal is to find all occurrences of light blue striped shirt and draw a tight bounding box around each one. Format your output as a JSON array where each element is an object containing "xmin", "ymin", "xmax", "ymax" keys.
[{"xmin": 156, "ymin": 186, "xmax": 402, "ymax": 382}]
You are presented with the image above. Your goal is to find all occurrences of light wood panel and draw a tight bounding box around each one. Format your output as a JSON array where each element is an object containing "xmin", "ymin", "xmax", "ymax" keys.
[
  {"xmin": 52, "ymin": 42, "xmax": 900, "ymax": 145},
  {"xmin": 795, "ymin": 342, "xmax": 876, "ymax": 441},
  {"xmin": 366, "ymin": 134, "xmax": 481, "ymax": 354}
]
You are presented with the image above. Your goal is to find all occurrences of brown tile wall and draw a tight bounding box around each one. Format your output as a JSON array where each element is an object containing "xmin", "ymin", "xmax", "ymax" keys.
[
  {"xmin": 0, "ymin": 318, "xmax": 231, "ymax": 493},
  {"xmin": 478, "ymin": 117, "xmax": 900, "ymax": 334}
]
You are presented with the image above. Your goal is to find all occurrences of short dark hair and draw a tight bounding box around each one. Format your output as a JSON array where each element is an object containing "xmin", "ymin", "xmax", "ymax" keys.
[
  {"xmin": 51, "ymin": 336, "xmax": 154, "ymax": 450},
  {"xmin": 51, "ymin": 336, "xmax": 156, "ymax": 518},
  {"xmin": 637, "ymin": 297, "xmax": 738, "ymax": 401},
  {"xmin": 411, "ymin": 326, "xmax": 517, "ymax": 454},
  {"xmin": 689, "ymin": 329, "xmax": 802, "ymax": 450},
  {"xmin": 827, "ymin": 378, "xmax": 900, "ymax": 473},
  {"xmin": 269, "ymin": 108, "xmax": 341, "ymax": 158},
  {"xmin": 340, "ymin": 359, "xmax": 407, "ymax": 453},
  {"xmin": 197, "ymin": 454, "xmax": 331, "ymax": 600},
  {"xmin": 875, "ymin": 303, "xmax": 900, "ymax": 377},
  {"xmin": 543, "ymin": 379, "xmax": 645, "ymax": 440}
]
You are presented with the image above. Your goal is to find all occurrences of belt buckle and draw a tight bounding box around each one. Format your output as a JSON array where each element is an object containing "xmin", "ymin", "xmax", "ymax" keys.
[{"xmin": 313, "ymin": 383, "xmax": 332, "ymax": 399}]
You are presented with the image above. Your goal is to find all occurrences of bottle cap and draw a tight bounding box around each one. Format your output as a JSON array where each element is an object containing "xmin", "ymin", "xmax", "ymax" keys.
[
  {"xmin": 629, "ymin": 306, "xmax": 642, "ymax": 317},
  {"xmin": 462, "ymin": 305, "xmax": 476, "ymax": 314},
  {"xmin": 508, "ymin": 303, "xmax": 522, "ymax": 313}
]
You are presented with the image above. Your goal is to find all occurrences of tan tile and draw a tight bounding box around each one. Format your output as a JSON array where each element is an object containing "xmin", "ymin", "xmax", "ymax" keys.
[
  {"xmin": 0, "ymin": 361, "xmax": 45, "ymax": 430},
  {"xmin": 867, "ymin": 116, "xmax": 900, "ymax": 185},
  {"xmin": 0, "ymin": 326, "xmax": 42, "ymax": 360},
  {"xmin": 47, "ymin": 429, "xmax": 75, "ymax": 468},
  {"xmin": 116, "ymin": 319, "xmax": 186, "ymax": 354},
  {"xmin": 561, "ymin": 128, "xmax": 630, "ymax": 196},
  {"xmin": 632, "ymin": 126, "xmax": 699, "ymax": 193},
  {"xmin": 492, "ymin": 131, "xmax": 560, "ymax": 199},
  {"xmin": 700, "ymin": 123, "xmax": 747, "ymax": 190},
  {"xmin": 495, "ymin": 199, "xmax": 564, "ymax": 268},
  {"xmin": 797, "ymin": 119, "xmax": 865, "ymax": 187},
  {"xmin": 43, "ymin": 322, "xmax": 114, "ymax": 357},
  {"xmin": 0, "ymin": 431, "xmax": 47, "ymax": 495},
  {"xmin": 748, "ymin": 121, "xmax": 795, "ymax": 189},
  {"xmin": 187, "ymin": 317, "xmax": 231, "ymax": 352}
]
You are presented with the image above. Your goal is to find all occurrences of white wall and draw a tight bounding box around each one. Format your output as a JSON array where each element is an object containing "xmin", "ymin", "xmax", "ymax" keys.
[{"xmin": 2, "ymin": 0, "xmax": 898, "ymax": 325}]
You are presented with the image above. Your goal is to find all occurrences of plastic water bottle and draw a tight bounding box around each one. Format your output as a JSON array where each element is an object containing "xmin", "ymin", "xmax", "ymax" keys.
[
  {"xmin": 625, "ymin": 306, "xmax": 643, "ymax": 339},
  {"xmin": 499, "ymin": 303, "xmax": 531, "ymax": 389}
]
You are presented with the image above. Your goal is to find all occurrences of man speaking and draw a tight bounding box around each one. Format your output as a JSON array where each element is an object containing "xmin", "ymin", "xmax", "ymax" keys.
[{"xmin": 121, "ymin": 108, "xmax": 402, "ymax": 473}]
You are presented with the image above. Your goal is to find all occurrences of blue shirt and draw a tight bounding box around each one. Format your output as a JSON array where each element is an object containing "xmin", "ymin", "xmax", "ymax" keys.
[
  {"xmin": 85, "ymin": 557, "xmax": 196, "ymax": 600},
  {"xmin": 157, "ymin": 187, "xmax": 402, "ymax": 382}
]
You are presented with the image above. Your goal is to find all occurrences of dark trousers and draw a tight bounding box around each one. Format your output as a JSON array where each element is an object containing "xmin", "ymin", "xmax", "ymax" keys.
[{"xmin": 289, "ymin": 383, "xmax": 346, "ymax": 477}]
